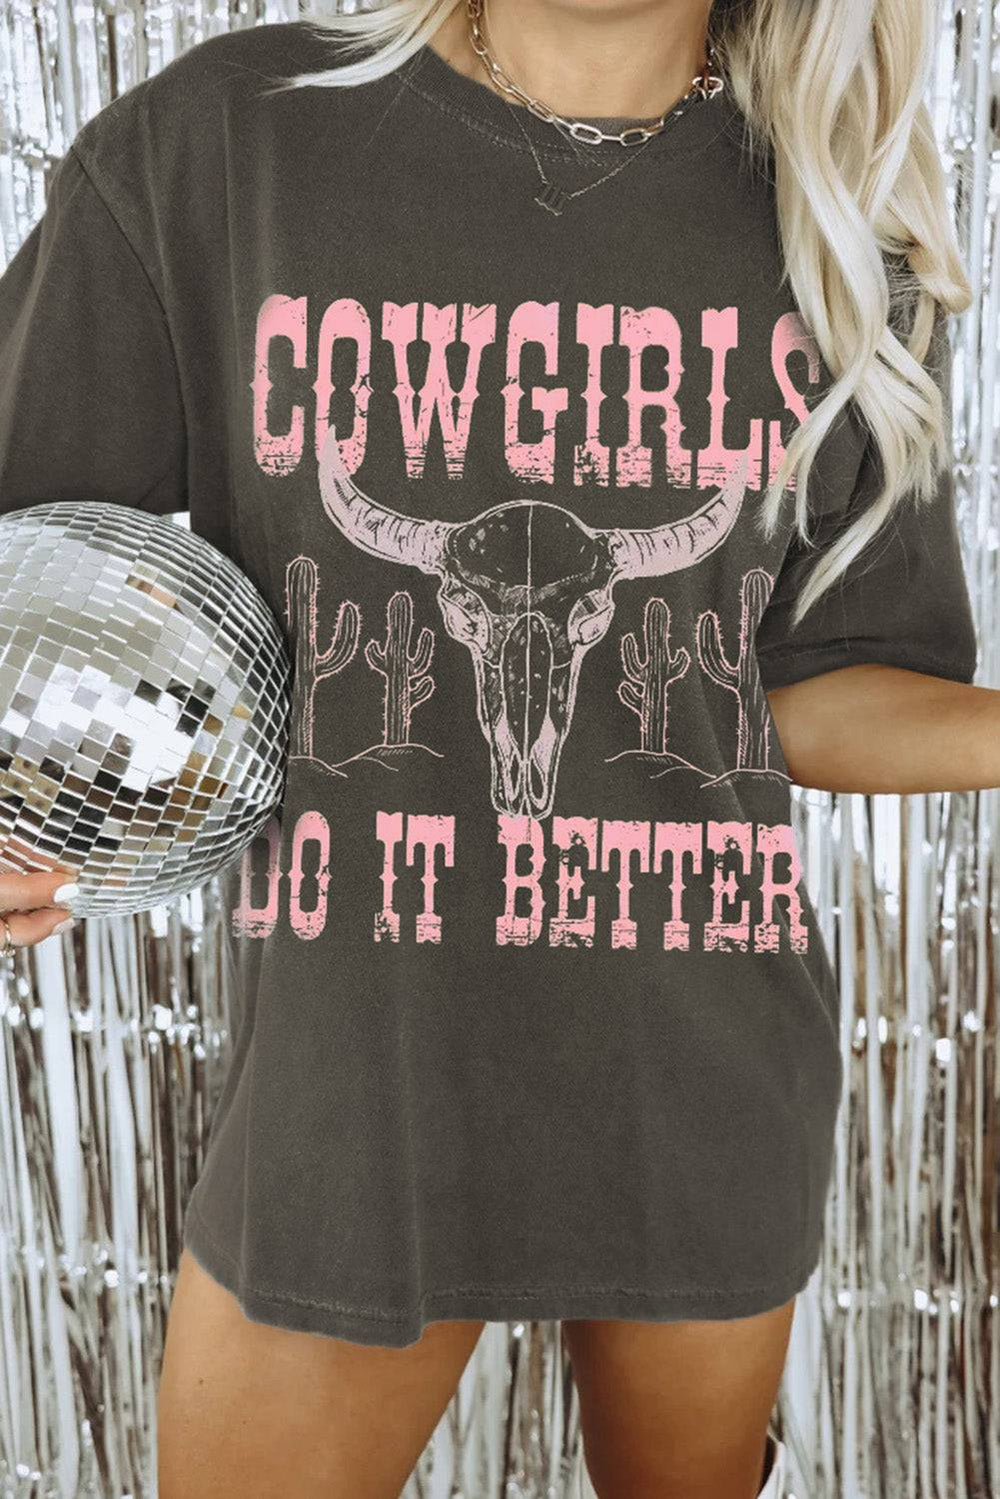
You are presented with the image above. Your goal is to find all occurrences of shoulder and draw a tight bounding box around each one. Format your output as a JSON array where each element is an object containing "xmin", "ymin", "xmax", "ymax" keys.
[
  {"xmin": 65, "ymin": 20, "xmax": 375, "ymax": 280},
  {"xmin": 691, "ymin": 89, "xmax": 778, "ymax": 228},
  {"xmin": 139, "ymin": 18, "xmax": 356, "ymax": 102},
  {"xmin": 70, "ymin": 21, "xmax": 358, "ymax": 194}
]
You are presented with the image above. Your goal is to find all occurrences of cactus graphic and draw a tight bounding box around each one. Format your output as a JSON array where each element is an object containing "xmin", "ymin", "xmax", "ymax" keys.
[
  {"xmin": 696, "ymin": 568, "xmax": 774, "ymax": 770},
  {"xmin": 618, "ymin": 597, "xmax": 691, "ymax": 753},
  {"xmin": 365, "ymin": 590, "xmax": 435, "ymax": 746},
  {"xmin": 285, "ymin": 555, "xmax": 361, "ymax": 759}
]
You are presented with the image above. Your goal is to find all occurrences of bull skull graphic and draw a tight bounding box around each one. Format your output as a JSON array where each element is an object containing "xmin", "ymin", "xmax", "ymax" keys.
[{"xmin": 318, "ymin": 427, "xmax": 749, "ymax": 819}]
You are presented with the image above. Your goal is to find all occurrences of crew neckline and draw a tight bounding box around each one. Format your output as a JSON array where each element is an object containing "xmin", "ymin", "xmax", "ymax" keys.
[{"xmin": 400, "ymin": 38, "xmax": 742, "ymax": 163}]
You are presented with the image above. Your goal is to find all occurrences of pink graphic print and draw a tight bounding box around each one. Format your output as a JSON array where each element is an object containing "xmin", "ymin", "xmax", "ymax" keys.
[
  {"xmin": 504, "ymin": 301, "xmax": 567, "ymax": 484},
  {"xmin": 616, "ymin": 307, "xmax": 689, "ymax": 488},
  {"xmin": 755, "ymin": 822, "xmax": 809, "ymax": 953},
  {"xmin": 253, "ymin": 294, "xmax": 308, "ymax": 478},
  {"xmin": 374, "ymin": 809, "xmax": 455, "ymax": 943},
  {"xmin": 285, "ymin": 555, "xmax": 360, "ymax": 759},
  {"xmin": 610, "ymin": 567, "xmax": 786, "ymax": 790},
  {"xmin": 253, "ymin": 298, "xmax": 819, "ymax": 491},
  {"xmin": 495, "ymin": 814, "xmax": 545, "ymax": 945},
  {"xmin": 704, "ymin": 821, "xmax": 807, "ymax": 954},
  {"xmin": 492, "ymin": 815, "xmax": 807, "ymax": 952},
  {"xmin": 231, "ymin": 814, "xmax": 282, "ymax": 939},
  {"xmin": 550, "ymin": 816, "xmax": 599, "ymax": 947},
  {"xmin": 231, "ymin": 811, "xmax": 809, "ymax": 953},
  {"xmin": 245, "ymin": 297, "xmax": 822, "ymax": 957},
  {"xmin": 602, "ymin": 820, "xmax": 650, "ymax": 951},
  {"xmin": 618, "ymin": 597, "xmax": 691, "ymax": 754},
  {"xmin": 365, "ymin": 591, "xmax": 435, "ymax": 746},
  {"xmin": 288, "ymin": 810, "xmax": 332, "ymax": 941},
  {"xmin": 696, "ymin": 568, "xmax": 775, "ymax": 774},
  {"xmin": 255, "ymin": 296, "xmax": 372, "ymax": 478},
  {"xmin": 383, "ymin": 302, "xmax": 497, "ymax": 480},
  {"xmin": 284, "ymin": 554, "xmax": 442, "ymax": 777},
  {"xmin": 699, "ymin": 307, "xmax": 766, "ymax": 490},
  {"xmin": 317, "ymin": 429, "xmax": 751, "ymax": 820},
  {"xmin": 573, "ymin": 303, "xmax": 614, "ymax": 485},
  {"xmin": 705, "ymin": 820, "xmax": 755, "ymax": 951},
  {"xmin": 658, "ymin": 821, "xmax": 703, "ymax": 951}
]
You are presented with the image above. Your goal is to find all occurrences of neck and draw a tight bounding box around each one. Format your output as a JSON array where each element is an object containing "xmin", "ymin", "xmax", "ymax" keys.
[{"xmin": 428, "ymin": 0, "xmax": 712, "ymax": 121}]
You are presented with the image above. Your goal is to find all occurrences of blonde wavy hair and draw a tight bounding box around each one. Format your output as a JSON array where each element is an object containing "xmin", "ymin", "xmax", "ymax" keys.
[{"xmin": 264, "ymin": 0, "xmax": 971, "ymax": 629}]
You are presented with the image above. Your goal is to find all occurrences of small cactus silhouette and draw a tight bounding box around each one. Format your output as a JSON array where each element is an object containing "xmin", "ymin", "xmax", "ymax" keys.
[
  {"xmin": 696, "ymin": 568, "xmax": 774, "ymax": 770},
  {"xmin": 618, "ymin": 597, "xmax": 690, "ymax": 753},
  {"xmin": 285, "ymin": 556, "xmax": 361, "ymax": 758},
  {"xmin": 365, "ymin": 591, "xmax": 435, "ymax": 746}
]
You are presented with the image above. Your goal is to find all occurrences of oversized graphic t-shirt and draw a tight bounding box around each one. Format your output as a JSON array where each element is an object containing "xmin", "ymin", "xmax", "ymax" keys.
[{"xmin": 0, "ymin": 22, "xmax": 979, "ymax": 1345}]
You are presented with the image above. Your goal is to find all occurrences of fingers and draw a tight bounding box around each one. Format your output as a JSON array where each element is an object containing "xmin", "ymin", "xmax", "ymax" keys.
[
  {"xmin": 0, "ymin": 906, "xmax": 75, "ymax": 949},
  {"xmin": 0, "ymin": 868, "xmax": 80, "ymax": 950},
  {"xmin": 0, "ymin": 867, "xmax": 80, "ymax": 914}
]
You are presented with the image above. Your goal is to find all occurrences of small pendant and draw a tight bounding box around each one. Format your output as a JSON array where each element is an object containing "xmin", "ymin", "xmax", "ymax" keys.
[{"xmin": 534, "ymin": 183, "xmax": 570, "ymax": 215}]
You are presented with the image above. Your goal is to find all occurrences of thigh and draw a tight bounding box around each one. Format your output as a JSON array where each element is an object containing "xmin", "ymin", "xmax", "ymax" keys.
[
  {"xmin": 561, "ymin": 1298, "xmax": 796, "ymax": 1499},
  {"xmin": 157, "ymin": 1248, "xmax": 485, "ymax": 1499}
]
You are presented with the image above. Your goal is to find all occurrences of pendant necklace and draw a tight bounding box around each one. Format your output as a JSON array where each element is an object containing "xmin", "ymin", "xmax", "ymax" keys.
[{"xmin": 465, "ymin": 0, "xmax": 725, "ymax": 216}]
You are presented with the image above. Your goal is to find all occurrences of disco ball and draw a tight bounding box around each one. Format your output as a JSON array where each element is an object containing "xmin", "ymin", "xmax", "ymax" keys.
[{"xmin": 0, "ymin": 501, "xmax": 291, "ymax": 917}]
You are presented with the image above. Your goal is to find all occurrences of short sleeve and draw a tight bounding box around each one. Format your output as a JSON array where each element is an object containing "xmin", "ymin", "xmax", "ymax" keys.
[
  {"xmin": 0, "ymin": 143, "xmax": 187, "ymax": 517},
  {"xmin": 754, "ymin": 316, "xmax": 978, "ymax": 691}
]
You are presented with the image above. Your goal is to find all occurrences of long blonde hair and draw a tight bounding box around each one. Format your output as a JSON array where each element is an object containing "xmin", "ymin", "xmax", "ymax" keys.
[{"xmin": 264, "ymin": 0, "xmax": 971, "ymax": 628}]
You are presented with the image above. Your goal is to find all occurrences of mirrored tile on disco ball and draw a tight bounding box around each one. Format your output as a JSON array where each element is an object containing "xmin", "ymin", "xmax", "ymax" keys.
[{"xmin": 0, "ymin": 501, "xmax": 291, "ymax": 915}]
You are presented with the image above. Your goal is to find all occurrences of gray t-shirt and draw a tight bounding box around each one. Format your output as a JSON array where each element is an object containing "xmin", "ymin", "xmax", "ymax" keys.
[{"xmin": 0, "ymin": 21, "xmax": 978, "ymax": 1345}]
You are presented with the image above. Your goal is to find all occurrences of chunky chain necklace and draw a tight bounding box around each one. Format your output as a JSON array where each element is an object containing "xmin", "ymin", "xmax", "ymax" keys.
[
  {"xmin": 501, "ymin": 95, "xmax": 658, "ymax": 213},
  {"xmin": 465, "ymin": 0, "xmax": 725, "ymax": 213}
]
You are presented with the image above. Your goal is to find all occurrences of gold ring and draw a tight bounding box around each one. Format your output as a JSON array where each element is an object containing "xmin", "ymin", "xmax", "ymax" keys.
[{"xmin": 0, "ymin": 915, "xmax": 15, "ymax": 959}]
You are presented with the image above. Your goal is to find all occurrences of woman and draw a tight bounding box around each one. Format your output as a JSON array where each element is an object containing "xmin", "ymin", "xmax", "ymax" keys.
[{"xmin": 0, "ymin": 0, "xmax": 990, "ymax": 1495}]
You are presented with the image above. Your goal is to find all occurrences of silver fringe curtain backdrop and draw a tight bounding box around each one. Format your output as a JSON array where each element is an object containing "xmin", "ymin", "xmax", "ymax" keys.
[{"xmin": 0, "ymin": 2, "xmax": 997, "ymax": 1495}]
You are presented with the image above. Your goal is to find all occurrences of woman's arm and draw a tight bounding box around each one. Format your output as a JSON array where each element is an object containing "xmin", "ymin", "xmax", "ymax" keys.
[{"xmin": 766, "ymin": 663, "xmax": 999, "ymax": 793}]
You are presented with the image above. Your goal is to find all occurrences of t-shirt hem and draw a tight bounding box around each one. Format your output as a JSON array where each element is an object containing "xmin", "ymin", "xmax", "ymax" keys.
[
  {"xmin": 182, "ymin": 1199, "xmax": 822, "ymax": 1349},
  {"xmin": 757, "ymin": 642, "xmax": 978, "ymax": 692}
]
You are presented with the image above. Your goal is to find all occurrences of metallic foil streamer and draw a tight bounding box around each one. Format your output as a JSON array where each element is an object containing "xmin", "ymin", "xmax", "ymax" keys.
[
  {"xmin": 0, "ymin": 502, "xmax": 291, "ymax": 917},
  {"xmin": 0, "ymin": 3, "xmax": 997, "ymax": 1496}
]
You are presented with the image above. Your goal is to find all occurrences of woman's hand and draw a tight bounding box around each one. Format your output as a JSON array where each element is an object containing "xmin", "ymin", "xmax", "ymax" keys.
[
  {"xmin": 766, "ymin": 662, "xmax": 999, "ymax": 794},
  {"xmin": 0, "ymin": 868, "xmax": 79, "ymax": 952}
]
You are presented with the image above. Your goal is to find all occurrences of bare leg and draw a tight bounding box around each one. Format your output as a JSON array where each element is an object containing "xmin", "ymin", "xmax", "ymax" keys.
[
  {"xmin": 157, "ymin": 1248, "xmax": 485, "ymax": 1499},
  {"xmin": 561, "ymin": 1298, "xmax": 796, "ymax": 1499}
]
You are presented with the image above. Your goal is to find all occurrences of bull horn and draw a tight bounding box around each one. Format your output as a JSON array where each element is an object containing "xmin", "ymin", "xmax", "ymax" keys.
[
  {"xmin": 601, "ymin": 451, "xmax": 750, "ymax": 579},
  {"xmin": 318, "ymin": 423, "xmax": 453, "ymax": 574}
]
